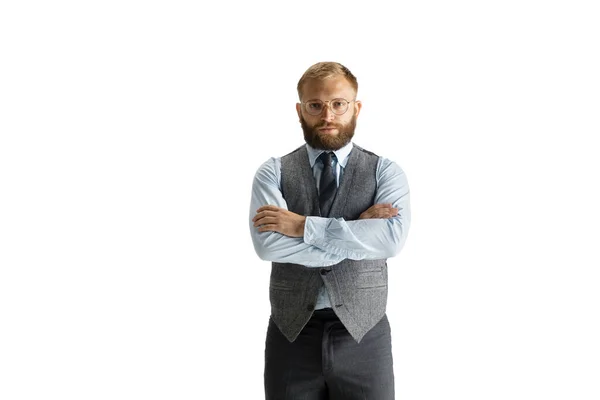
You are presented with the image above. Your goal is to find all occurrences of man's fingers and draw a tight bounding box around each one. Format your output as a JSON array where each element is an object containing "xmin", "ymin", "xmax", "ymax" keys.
[
  {"xmin": 370, "ymin": 203, "xmax": 393, "ymax": 210},
  {"xmin": 256, "ymin": 205, "xmax": 281, "ymax": 213},
  {"xmin": 365, "ymin": 204, "xmax": 394, "ymax": 216},
  {"xmin": 254, "ymin": 216, "xmax": 279, "ymax": 227},
  {"xmin": 253, "ymin": 212, "xmax": 277, "ymax": 224},
  {"xmin": 376, "ymin": 206, "xmax": 398, "ymax": 214},
  {"xmin": 372, "ymin": 206, "xmax": 396, "ymax": 215},
  {"xmin": 360, "ymin": 207, "xmax": 399, "ymax": 219},
  {"xmin": 384, "ymin": 208, "xmax": 399, "ymax": 217},
  {"xmin": 258, "ymin": 224, "xmax": 277, "ymax": 233},
  {"xmin": 253, "ymin": 209, "xmax": 279, "ymax": 222},
  {"xmin": 374, "ymin": 211, "xmax": 391, "ymax": 218}
]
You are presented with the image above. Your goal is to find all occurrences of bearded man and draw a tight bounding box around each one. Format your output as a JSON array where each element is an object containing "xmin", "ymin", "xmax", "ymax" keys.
[{"xmin": 250, "ymin": 61, "xmax": 411, "ymax": 400}]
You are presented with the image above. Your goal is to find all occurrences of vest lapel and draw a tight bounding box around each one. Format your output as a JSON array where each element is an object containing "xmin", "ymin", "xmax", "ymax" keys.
[{"xmin": 297, "ymin": 146, "xmax": 321, "ymax": 216}]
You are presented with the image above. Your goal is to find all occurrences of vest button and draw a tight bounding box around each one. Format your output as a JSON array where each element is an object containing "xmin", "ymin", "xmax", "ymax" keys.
[{"xmin": 320, "ymin": 269, "xmax": 330, "ymax": 275}]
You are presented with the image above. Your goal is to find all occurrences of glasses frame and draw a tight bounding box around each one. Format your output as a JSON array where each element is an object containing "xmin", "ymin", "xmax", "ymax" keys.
[{"xmin": 300, "ymin": 98, "xmax": 357, "ymax": 116}]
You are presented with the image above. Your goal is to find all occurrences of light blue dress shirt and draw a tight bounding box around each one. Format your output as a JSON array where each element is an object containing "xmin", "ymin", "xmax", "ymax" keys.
[{"xmin": 249, "ymin": 141, "xmax": 411, "ymax": 308}]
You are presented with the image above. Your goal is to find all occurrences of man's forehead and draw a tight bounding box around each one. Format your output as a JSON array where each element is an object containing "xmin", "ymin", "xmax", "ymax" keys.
[{"xmin": 301, "ymin": 77, "xmax": 356, "ymax": 98}]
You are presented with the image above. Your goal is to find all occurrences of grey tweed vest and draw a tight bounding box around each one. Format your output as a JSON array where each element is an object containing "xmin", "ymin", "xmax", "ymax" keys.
[{"xmin": 270, "ymin": 144, "xmax": 388, "ymax": 343}]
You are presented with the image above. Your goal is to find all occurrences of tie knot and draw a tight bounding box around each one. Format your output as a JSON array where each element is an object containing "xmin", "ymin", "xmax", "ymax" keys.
[{"xmin": 319, "ymin": 152, "xmax": 336, "ymax": 166}]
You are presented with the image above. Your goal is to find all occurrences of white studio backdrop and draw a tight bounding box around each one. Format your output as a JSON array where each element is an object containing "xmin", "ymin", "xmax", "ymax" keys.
[{"xmin": 1, "ymin": 1, "xmax": 599, "ymax": 399}]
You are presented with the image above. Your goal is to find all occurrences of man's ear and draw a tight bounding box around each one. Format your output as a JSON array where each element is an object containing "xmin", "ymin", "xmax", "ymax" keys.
[
  {"xmin": 296, "ymin": 103, "xmax": 302, "ymax": 120},
  {"xmin": 354, "ymin": 100, "xmax": 362, "ymax": 117}
]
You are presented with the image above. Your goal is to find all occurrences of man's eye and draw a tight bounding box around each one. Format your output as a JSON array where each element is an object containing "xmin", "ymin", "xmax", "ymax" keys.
[
  {"xmin": 308, "ymin": 103, "xmax": 322, "ymax": 110},
  {"xmin": 332, "ymin": 101, "xmax": 345, "ymax": 108}
]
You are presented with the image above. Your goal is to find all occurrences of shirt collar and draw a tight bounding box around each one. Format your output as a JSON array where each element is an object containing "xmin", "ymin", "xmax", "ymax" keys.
[{"xmin": 306, "ymin": 141, "xmax": 354, "ymax": 168}]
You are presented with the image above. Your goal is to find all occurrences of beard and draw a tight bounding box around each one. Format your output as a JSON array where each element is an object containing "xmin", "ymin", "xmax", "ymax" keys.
[{"xmin": 300, "ymin": 115, "xmax": 356, "ymax": 151}]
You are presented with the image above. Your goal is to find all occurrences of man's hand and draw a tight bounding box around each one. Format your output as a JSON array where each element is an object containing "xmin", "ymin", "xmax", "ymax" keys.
[
  {"xmin": 252, "ymin": 205, "xmax": 306, "ymax": 238},
  {"xmin": 358, "ymin": 203, "xmax": 399, "ymax": 220}
]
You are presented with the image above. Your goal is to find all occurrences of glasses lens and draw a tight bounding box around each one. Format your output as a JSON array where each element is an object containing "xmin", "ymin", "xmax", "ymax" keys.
[
  {"xmin": 305, "ymin": 100, "xmax": 324, "ymax": 115},
  {"xmin": 304, "ymin": 99, "xmax": 350, "ymax": 115},
  {"xmin": 331, "ymin": 99, "xmax": 349, "ymax": 115}
]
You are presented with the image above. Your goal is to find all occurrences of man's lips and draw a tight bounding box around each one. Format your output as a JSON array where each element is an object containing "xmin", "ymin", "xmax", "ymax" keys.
[{"xmin": 318, "ymin": 126, "xmax": 339, "ymax": 132}]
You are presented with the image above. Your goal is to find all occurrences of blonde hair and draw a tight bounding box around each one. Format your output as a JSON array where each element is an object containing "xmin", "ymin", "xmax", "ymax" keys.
[{"xmin": 297, "ymin": 61, "xmax": 358, "ymax": 100}]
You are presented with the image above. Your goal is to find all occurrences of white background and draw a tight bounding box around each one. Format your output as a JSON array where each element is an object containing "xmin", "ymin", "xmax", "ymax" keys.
[{"xmin": 1, "ymin": 1, "xmax": 599, "ymax": 399}]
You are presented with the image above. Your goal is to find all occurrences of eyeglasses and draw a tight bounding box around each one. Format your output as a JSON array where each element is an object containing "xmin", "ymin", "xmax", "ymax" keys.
[{"xmin": 301, "ymin": 98, "xmax": 356, "ymax": 116}]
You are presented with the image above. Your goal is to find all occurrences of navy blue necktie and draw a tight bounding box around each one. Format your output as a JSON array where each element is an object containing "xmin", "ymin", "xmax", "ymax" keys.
[{"xmin": 319, "ymin": 152, "xmax": 338, "ymax": 217}]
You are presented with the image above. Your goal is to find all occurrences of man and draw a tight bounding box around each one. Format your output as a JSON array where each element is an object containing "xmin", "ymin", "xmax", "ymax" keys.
[{"xmin": 249, "ymin": 61, "xmax": 411, "ymax": 399}]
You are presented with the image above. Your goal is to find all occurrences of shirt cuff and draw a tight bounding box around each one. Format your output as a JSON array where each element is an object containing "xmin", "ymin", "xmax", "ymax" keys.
[{"xmin": 304, "ymin": 216, "xmax": 328, "ymax": 244}]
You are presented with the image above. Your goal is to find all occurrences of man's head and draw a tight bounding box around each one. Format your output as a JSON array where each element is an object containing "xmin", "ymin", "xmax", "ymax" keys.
[{"xmin": 296, "ymin": 62, "xmax": 362, "ymax": 151}]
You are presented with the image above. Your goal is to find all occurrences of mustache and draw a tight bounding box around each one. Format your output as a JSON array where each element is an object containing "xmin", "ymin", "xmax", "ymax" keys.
[{"xmin": 316, "ymin": 122, "xmax": 342, "ymax": 129}]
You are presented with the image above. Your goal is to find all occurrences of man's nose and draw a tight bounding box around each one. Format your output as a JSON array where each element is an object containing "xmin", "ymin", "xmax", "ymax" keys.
[{"xmin": 321, "ymin": 104, "xmax": 335, "ymax": 121}]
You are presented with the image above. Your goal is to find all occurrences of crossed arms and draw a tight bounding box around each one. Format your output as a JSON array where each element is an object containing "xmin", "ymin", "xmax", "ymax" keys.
[{"xmin": 249, "ymin": 157, "xmax": 410, "ymax": 267}]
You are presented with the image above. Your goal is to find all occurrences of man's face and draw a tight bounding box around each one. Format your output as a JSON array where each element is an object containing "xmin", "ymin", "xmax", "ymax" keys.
[{"xmin": 296, "ymin": 76, "xmax": 362, "ymax": 151}]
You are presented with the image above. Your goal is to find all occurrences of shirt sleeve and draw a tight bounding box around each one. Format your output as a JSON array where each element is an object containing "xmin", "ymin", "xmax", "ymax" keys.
[
  {"xmin": 303, "ymin": 157, "xmax": 411, "ymax": 260},
  {"xmin": 249, "ymin": 157, "xmax": 345, "ymax": 267}
]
